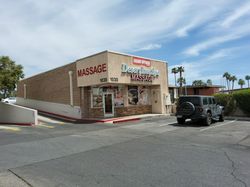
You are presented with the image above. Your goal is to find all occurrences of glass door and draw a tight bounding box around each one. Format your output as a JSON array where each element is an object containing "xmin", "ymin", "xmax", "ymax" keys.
[{"xmin": 103, "ymin": 93, "xmax": 114, "ymax": 117}]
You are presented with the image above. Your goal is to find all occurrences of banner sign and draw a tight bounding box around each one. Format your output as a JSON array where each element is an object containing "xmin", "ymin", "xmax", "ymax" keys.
[{"xmin": 133, "ymin": 57, "xmax": 151, "ymax": 67}]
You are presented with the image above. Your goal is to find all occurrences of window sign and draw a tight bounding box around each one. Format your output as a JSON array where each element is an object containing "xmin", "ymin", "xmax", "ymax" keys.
[
  {"xmin": 138, "ymin": 86, "xmax": 149, "ymax": 105},
  {"xmin": 92, "ymin": 87, "xmax": 103, "ymax": 108},
  {"xmin": 114, "ymin": 86, "xmax": 124, "ymax": 107},
  {"xmin": 128, "ymin": 86, "xmax": 138, "ymax": 105}
]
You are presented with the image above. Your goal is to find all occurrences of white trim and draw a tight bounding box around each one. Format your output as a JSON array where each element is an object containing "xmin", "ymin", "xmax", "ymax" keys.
[
  {"xmin": 68, "ymin": 71, "xmax": 73, "ymax": 106},
  {"xmin": 24, "ymin": 84, "xmax": 26, "ymax": 99}
]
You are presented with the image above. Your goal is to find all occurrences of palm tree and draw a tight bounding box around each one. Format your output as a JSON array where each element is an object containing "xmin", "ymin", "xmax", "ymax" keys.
[
  {"xmin": 207, "ymin": 79, "xmax": 212, "ymax": 86},
  {"xmin": 177, "ymin": 66, "xmax": 185, "ymax": 95},
  {"xmin": 230, "ymin": 75, "xmax": 237, "ymax": 90},
  {"xmin": 223, "ymin": 72, "xmax": 231, "ymax": 91},
  {"xmin": 245, "ymin": 75, "xmax": 250, "ymax": 88},
  {"xmin": 171, "ymin": 67, "xmax": 178, "ymax": 86},
  {"xmin": 192, "ymin": 80, "xmax": 206, "ymax": 86},
  {"xmin": 177, "ymin": 77, "xmax": 186, "ymax": 85},
  {"xmin": 238, "ymin": 79, "xmax": 245, "ymax": 89}
]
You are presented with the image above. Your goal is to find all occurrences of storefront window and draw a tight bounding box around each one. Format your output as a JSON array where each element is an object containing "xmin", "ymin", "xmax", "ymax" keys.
[
  {"xmin": 128, "ymin": 86, "xmax": 150, "ymax": 105},
  {"xmin": 128, "ymin": 86, "xmax": 139, "ymax": 105},
  {"xmin": 114, "ymin": 86, "xmax": 124, "ymax": 107},
  {"xmin": 92, "ymin": 87, "xmax": 103, "ymax": 108},
  {"xmin": 92, "ymin": 86, "xmax": 124, "ymax": 108},
  {"xmin": 138, "ymin": 86, "xmax": 149, "ymax": 105}
]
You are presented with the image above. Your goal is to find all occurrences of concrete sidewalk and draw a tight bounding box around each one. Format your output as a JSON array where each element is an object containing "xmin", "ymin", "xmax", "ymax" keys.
[
  {"xmin": 88, "ymin": 114, "xmax": 170, "ymax": 124},
  {"xmin": 38, "ymin": 113, "xmax": 171, "ymax": 124}
]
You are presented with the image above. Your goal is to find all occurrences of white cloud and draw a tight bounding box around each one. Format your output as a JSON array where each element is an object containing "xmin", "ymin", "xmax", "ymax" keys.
[
  {"xmin": 183, "ymin": 23, "xmax": 250, "ymax": 56},
  {"xmin": 169, "ymin": 48, "xmax": 238, "ymax": 85},
  {"xmin": 221, "ymin": 2, "xmax": 250, "ymax": 28},
  {"xmin": 0, "ymin": 0, "xmax": 245, "ymax": 77},
  {"xmin": 133, "ymin": 44, "xmax": 162, "ymax": 52}
]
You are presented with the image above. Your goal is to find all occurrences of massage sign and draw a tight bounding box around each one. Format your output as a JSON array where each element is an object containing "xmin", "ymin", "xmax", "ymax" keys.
[
  {"xmin": 121, "ymin": 58, "xmax": 160, "ymax": 82},
  {"xmin": 77, "ymin": 63, "xmax": 107, "ymax": 77}
]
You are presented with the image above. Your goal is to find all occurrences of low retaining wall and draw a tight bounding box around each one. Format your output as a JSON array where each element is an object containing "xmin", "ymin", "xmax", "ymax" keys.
[
  {"xmin": 16, "ymin": 97, "xmax": 82, "ymax": 119},
  {"xmin": 0, "ymin": 102, "xmax": 38, "ymax": 125}
]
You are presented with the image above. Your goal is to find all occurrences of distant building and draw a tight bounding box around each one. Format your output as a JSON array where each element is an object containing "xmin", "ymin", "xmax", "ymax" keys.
[
  {"xmin": 186, "ymin": 85, "xmax": 223, "ymax": 96},
  {"xmin": 168, "ymin": 85, "xmax": 179, "ymax": 103}
]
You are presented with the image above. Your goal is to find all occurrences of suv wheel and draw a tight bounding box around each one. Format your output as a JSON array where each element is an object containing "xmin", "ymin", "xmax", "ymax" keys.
[
  {"xmin": 177, "ymin": 118, "xmax": 185, "ymax": 124},
  {"xmin": 204, "ymin": 112, "xmax": 212, "ymax": 126},
  {"xmin": 219, "ymin": 111, "xmax": 224, "ymax": 122}
]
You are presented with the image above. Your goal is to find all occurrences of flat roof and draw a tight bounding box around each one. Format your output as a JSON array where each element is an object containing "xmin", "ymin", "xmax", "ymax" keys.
[
  {"xmin": 75, "ymin": 50, "xmax": 167, "ymax": 64},
  {"xmin": 21, "ymin": 50, "xmax": 167, "ymax": 81},
  {"xmin": 186, "ymin": 85, "xmax": 224, "ymax": 88}
]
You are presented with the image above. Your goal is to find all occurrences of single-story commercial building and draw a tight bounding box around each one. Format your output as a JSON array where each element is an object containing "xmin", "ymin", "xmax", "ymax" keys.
[
  {"xmin": 186, "ymin": 85, "xmax": 223, "ymax": 96},
  {"xmin": 17, "ymin": 51, "xmax": 169, "ymax": 120}
]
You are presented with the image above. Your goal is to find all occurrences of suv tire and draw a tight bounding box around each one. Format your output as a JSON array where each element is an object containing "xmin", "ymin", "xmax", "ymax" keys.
[
  {"xmin": 177, "ymin": 118, "xmax": 185, "ymax": 124},
  {"xmin": 204, "ymin": 112, "xmax": 212, "ymax": 126}
]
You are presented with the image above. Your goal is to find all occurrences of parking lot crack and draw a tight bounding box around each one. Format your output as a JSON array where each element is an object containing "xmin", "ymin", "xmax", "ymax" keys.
[
  {"xmin": 223, "ymin": 151, "xmax": 247, "ymax": 187},
  {"xmin": 8, "ymin": 169, "xmax": 33, "ymax": 187}
]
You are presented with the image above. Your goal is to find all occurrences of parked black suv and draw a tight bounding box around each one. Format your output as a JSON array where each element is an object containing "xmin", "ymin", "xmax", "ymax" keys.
[{"xmin": 176, "ymin": 96, "xmax": 224, "ymax": 126}]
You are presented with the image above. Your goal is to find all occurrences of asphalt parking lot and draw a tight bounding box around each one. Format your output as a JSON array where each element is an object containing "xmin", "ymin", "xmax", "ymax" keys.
[{"xmin": 0, "ymin": 116, "xmax": 250, "ymax": 187}]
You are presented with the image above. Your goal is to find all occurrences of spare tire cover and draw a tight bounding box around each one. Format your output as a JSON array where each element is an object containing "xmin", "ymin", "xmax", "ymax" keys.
[{"xmin": 179, "ymin": 102, "xmax": 195, "ymax": 116}]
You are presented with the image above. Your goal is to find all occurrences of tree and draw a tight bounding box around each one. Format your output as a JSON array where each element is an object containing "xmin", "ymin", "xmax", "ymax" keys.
[
  {"xmin": 171, "ymin": 67, "xmax": 178, "ymax": 86},
  {"xmin": 207, "ymin": 79, "xmax": 212, "ymax": 86},
  {"xmin": 238, "ymin": 79, "xmax": 245, "ymax": 89},
  {"xmin": 192, "ymin": 80, "xmax": 206, "ymax": 86},
  {"xmin": 177, "ymin": 66, "xmax": 185, "ymax": 95},
  {"xmin": 223, "ymin": 72, "xmax": 231, "ymax": 91},
  {"xmin": 230, "ymin": 75, "xmax": 237, "ymax": 90},
  {"xmin": 177, "ymin": 77, "xmax": 186, "ymax": 85},
  {"xmin": 245, "ymin": 75, "xmax": 250, "ymax": 88},
  {"xmin": 0, "ymin": 56, "xmax": 24, "ymax": 98}
]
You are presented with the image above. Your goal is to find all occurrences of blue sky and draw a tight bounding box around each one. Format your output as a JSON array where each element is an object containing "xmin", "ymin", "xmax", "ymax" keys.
[{"xmin": 0, "ymin": 0, "xmax": 249, "ymax": 88}]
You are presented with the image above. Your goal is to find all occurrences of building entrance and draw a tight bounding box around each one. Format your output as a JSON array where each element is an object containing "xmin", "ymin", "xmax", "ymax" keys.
[{"xmin": 103, "ymin": 93, "xmax": 114, "ymax": 117}]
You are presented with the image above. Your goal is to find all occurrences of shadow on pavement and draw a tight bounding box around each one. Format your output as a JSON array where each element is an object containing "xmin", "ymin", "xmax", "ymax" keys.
[{"xmin": 169, "ymin": 120, "xmax": 207, "ymax": 128}]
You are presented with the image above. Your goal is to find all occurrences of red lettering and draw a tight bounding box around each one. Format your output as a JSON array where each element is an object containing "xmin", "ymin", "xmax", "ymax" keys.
[
  {"xmin": 97, "ymin": 65, "xmax": 101, "ymax": 73},
  {"xmin": 102, "ymin": 64, "xmax": 107, "ymax": 72},
  {"xmin": 77, "ymin": 70, "xmax": 82, "ymax": 77},
  {"xmin": 89, "ymin": 67, "xmax": 93, "ymax": 74},
  {"xmin": 86, "ymin": 68, "xmax": 89, "ymax": 75},
  {"xmin": 82, "ymin": 69, "xmax": 86, "ymax": 76},
  {"xmin": 77, "ymin": 64, "xmax": 107, "ymax": 77}
]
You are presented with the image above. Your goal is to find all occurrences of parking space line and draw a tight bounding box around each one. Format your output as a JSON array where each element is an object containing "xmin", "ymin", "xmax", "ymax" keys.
[
  {"xmin": 159, "ymin": 122, "xmax": 176, "ymax": 127},
  {"xmin": 36, "ymin": 123, "xmax": 55, "ymax": 129},
  {"xmin": 0, "ymin": 126, "xmax": 21, "ymax": 132},
  {"xmin": 200, "ymin": 120, "xmax": 236, "ymax": 132}
]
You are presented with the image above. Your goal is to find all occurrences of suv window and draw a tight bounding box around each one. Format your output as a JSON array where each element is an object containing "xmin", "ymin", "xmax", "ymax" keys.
[
  {"xmin": 178, "ymin": 97, "xmax": 201, "ymax": 106},
  {"xmin": 202, "ymin": 97, "xmax": 208, "ymax": 105},
  {"xmin": 208, "ymin": 97, "xmax": 214, "ymax": 104},
  {"xmin": 212, "ymin": 98, "xmax": 216, "ymax": 104}
]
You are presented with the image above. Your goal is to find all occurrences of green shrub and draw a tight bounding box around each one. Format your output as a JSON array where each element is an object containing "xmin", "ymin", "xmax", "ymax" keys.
[
  {"xmin": 214, "ymin": 93, "xmax": 236, "ymax": 115},
  {"xmin": 233, "ymin": 89, "xmax": 250, "ymax": 115}
]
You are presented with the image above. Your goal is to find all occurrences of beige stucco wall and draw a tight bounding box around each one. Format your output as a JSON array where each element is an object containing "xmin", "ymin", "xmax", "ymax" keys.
[
  {"xmin": 76, "ymin": 52, "xmax": 108, "ymax": 87},
  {"xmin": 76, "ymin": 51, "xmax": 169, "ymax": 114}
]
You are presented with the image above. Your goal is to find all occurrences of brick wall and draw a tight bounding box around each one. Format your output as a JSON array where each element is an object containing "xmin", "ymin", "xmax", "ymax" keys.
[
  {"xmin": 17, "ymin": 63, "xmax": 81, "ymax": 106},
  {"xmin": 115, "ymin": 105, "xmax": 152, "ymax": 117},
  {"xmin": 187, "ymin": 87, "xmax": 220, "ymax": 96}
]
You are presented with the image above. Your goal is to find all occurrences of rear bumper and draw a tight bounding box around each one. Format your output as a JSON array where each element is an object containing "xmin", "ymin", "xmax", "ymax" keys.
[{"xmin": 176, "ymin": 114, "xmax": 207, "ymax": 120}]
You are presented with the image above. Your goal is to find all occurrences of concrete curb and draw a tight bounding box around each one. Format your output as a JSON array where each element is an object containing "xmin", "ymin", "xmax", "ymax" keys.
[
  {"xmin": 0, "ymin": 122, "xmax": 33, "ymax": 126},
  {"xmin": 225, "ymin": 116, "xmax": 250, "ymax": 121}
]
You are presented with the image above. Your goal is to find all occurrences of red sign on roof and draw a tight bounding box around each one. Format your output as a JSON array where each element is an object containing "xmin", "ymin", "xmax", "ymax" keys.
[{"xmin": 133, "ymin": 57, "xmax": 151, "ymax": 67}]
